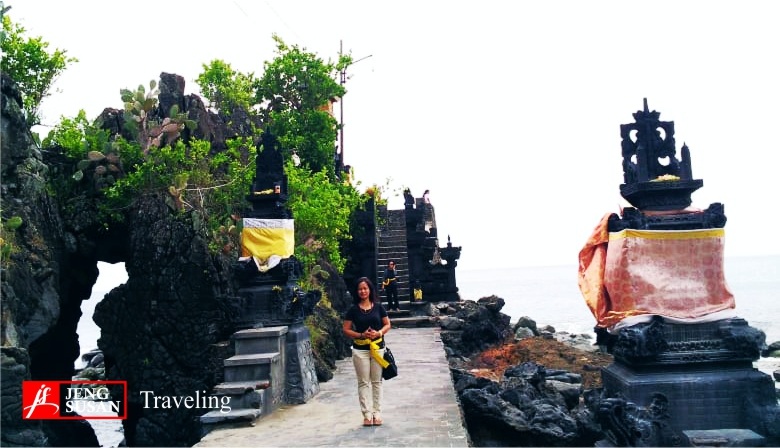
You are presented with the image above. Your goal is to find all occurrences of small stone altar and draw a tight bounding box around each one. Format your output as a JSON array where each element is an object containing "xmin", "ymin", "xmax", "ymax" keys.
[{"xmin": 579, "ymin": 100, "xmax": 780, "ymax": 446}]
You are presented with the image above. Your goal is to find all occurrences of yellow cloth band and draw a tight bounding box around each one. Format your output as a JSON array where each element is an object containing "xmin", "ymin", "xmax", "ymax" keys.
[
  {"xmin": 240, "ymin": 218, "xmax": 295, "ymax": 259},
  {"xmin": 609, "ymin": 228, "xmax": 725, "ymax": 241},
  {"xmin": 353, "ymin": 336, "xmax": 389, "ymax": 368}
]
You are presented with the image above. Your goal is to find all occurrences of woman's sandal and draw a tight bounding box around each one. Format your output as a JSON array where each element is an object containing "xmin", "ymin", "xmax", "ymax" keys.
[
  {"xmin": 363, "ymin": 418, "xmax": 373, "ymax": 427},
  {"xmin": 372, "ymin": 417, "xmax": 383, "ymax": 426}
]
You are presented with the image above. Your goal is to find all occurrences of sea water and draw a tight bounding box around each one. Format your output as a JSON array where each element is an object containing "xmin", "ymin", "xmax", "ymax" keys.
[
  {"xmin": 457, "ymin": 254, "xmax": 780, "ymax": 343},
  {"xmin": 79, "ymin": 256, "xmax": 780, "ymax": 361}
]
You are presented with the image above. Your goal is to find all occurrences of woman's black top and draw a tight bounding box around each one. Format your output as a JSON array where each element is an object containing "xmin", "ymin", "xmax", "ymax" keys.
[
  {"xmin": 383, "ymin": 268, "xmax": 398, "ymax": 291},
  {"xmin": 345, "ymin": 303, "xmax": 387, "ymax": 350}
]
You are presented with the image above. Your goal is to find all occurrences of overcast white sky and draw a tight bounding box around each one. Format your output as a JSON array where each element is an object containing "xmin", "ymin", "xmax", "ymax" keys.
[{"xmin": 8, "ymin": 0, "xmax": 780, "ymax": 270}]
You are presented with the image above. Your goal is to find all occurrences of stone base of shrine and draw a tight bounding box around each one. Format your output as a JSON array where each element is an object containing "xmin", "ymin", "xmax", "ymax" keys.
[{"xmin": 602, "ymin": 361, "xmax": 773, "ymax": 432}]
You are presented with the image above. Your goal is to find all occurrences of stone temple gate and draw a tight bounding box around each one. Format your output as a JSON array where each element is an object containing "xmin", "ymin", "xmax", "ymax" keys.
[{"xmin": 342, "ymin": 190, "xmax": 462, "ymax": 311}]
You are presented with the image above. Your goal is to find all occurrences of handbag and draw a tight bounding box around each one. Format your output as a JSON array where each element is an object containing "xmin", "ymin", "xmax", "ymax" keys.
[{"xmin": 382, "ymin": 346, "xmax": 398, "ymax": 380}]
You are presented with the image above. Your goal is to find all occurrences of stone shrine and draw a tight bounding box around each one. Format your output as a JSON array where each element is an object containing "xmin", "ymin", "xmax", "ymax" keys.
[
  {"xmin": 579, "ymin": 100, "xmax": 779, "ymax": 446},
  {"xmin": 202, "ymin": 131, "xmax": 320, "ymax": 431}
]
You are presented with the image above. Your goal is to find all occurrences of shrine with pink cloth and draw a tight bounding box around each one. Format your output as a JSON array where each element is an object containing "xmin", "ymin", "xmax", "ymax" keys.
[{"xmin": 603, "ymin": 228, "xmax": 736, "ymax": 331}]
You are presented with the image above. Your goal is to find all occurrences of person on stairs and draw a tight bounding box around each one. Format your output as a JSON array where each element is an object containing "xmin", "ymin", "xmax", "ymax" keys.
[
  {"xmin": 343, "ymin": 277, "xmax": 392, "ymax": 427},
  {"xmin": 382, "ymin": 260, "xmax": 400, "ymax": 311}
]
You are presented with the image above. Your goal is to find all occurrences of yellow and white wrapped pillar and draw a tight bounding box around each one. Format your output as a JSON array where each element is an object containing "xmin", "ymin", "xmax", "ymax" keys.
[{"xmin": 240, "ymin": 218, "xmax": 295, "ymax": 260}]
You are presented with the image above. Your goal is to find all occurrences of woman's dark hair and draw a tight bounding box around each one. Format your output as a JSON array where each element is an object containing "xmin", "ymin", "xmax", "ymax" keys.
[{"xmin": 354, "ymin": 277, "xmax": 379, "ymax": 305}]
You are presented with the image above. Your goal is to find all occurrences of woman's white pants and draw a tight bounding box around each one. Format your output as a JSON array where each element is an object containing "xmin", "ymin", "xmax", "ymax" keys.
[{"xmin": 351, "ymin": 347, "xmax": 385, "ymax": 420}]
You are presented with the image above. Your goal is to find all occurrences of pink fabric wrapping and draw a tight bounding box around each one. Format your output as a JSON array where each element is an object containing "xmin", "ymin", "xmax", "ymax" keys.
[{"xmin": 601, "ymin": 229, "xmax": 735, "ymax": 328}]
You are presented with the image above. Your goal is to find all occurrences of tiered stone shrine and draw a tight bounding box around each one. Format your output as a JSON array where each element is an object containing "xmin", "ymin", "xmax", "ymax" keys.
[
  {"xmin": 203, "ymin": 131, "xmax": 320, "ymax": 432},
  {"xmin": 579, "ymin": 100, "xmax": 779, "ymax": 446}
]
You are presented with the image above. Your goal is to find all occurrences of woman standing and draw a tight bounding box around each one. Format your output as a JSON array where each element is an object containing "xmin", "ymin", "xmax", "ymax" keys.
[
  {"xmin": 382, "ymin": 260, "xmax": 399, "ymax": 311},
  {"xmin": 343, "ymin": 277, "xmax": 392, "ymax": 427}
]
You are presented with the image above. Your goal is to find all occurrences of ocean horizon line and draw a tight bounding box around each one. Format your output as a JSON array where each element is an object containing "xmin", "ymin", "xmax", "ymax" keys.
[{"xmin": 458, "ymin": 252, "xmax": 780, "ymax": 273}]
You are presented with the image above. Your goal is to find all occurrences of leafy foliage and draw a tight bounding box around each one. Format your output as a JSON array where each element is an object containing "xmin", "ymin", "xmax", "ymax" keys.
[
  {"xmin": 102, "ymin": 135, "xmax": 253, "ymax": 255},
  {"xmin": 34, "ymin": 33, "xmax": 370, "ymax": 278},
  {"xmin": 43, "ymin": 110, "xmax": 141, "ymax": 202},
  {"xmin": 0, "ymin": 12, "xmax": 77, "ymax": 127},
  {"xmin": 42, "ymin": 110, "xmax": 104, "ymax": 158},
  {"xmin": 42, "ymin": 82, "xmax": 255, "ymax": 255},
  {"xmin": 196, "ymin": 59, "xmax": 256, "ymax": 114},
  {"xmin": 0, "ymin": 212, "xmax": 22, "ymax": 264},
  {"xmin": 285, "ymin": 161, "xmax": 365, "ymax": 272},
  {"xmin": 193, "ymin": 36, "xmax": 369, "ymax": 275},
  {"xmin": 255, "ymin": 35, "xmax": 351, "ymax": 177}
]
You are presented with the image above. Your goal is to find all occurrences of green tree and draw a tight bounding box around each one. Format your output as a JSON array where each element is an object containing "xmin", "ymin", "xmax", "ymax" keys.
[
  {"xmin": 196, "ymin": 59, "xmax": 256, "ymax": 114},
  {"xmin": 0, "ymin": 11, "xmax": 77, "ymax": 127},
  {"xmin": 254, "ymin": 34, "xmax": 351, "ymax": 177},
  {"xmin": 285, "ymin": 161, "xmax": 365, "ymax": 272}
]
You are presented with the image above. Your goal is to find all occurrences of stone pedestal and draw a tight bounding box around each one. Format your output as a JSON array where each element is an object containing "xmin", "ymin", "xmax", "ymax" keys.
[
  {"xmin": 595, "ymin": 318, "xmax": 778, "ymax": 446},
  {"xmin": 602, "ymin": 362, "xmax": 772, "ymax": 432},
  {"xmin": 284, "ymin": 323, "xmax": 319, "ymax": 404}
]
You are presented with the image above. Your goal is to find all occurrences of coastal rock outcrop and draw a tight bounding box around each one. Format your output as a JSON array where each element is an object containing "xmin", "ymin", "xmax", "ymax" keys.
[
  {"xmin": 437, "ymin": 296, "xmax": 512, "ymax": 356},
  {"xmin": 1, "ymin": 73, "xmax": 102, "ymax": 447},
  {"xmin": 1, "ymin": 72, "xmax": 350, "ymax": 446},
  {"xmin": 438, "ymin": 296, "xmax": 607, "ymax": 446}
]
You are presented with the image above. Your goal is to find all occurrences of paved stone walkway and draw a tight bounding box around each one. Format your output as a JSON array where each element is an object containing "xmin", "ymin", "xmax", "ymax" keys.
[{"xmin": 195, "ymin": 327, "xmax": 471, "ymax": 447}]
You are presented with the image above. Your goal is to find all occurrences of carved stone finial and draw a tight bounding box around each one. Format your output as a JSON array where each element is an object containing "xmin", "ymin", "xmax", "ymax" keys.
[
  {"xmin": 246, "ymin": 130, "xmax": 291, "ymax": 219},
  {"xmin": 618, "ymin": 99, "xmax": 703, "ymax": 211}
]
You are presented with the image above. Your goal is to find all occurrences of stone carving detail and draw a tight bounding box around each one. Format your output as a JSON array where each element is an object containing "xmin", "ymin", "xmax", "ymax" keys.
[
  {"xmin": 279, "ymin": 287, "xmax": 320, "ymax": 323},
  {"xmin": 597, "ymin": 392, "xmax": 680, "ymax": 447},
  {"xmin": 718, "ymin": 318, "xmax": 766, "ymax": 359},
  {"xmin": 612, "ymin": 318, "xmax": 668, "ymax": 363},
  {"xmin": 608, "ymin": 202, "xmax": 726, "ymax": 231},
  {"xmin": 609, "ymin": 317, "xmax": 766, "ymax": 366}
]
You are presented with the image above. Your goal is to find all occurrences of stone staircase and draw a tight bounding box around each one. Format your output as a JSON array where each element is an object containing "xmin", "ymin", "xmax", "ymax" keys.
[
  {"xmin": 376, "ymin": 209, "xmax": 411, "ymax": 310},
  {"xmin": 200, "ymin": 327, "xmax": 288, "ymax": 431}
]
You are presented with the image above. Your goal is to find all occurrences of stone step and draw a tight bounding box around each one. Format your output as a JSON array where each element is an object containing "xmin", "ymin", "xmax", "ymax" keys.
[
  {"xmin": 377, "ymin": 266, "xmax": 408, "ymax": 276},
  {"xmin": 380, "ymin": 285, "xmax": 410, "ymax": 293},
  {"xmin": 377, "ymin": 247, "xmax": 408, "ymax": 258},
  {"xmin": 200, "ymin": 408, "xmax": 263, "ymax": 425},
  {"xmin": 378, "ymin": 246, "xmax": 407, "ymax": 252},
  {"xmin": 233, "ymin": 326, "xmax": 288, "ymax": 356},
  {"xmin": 381, "ymin": 296, "xmax": 420, "ymax": 310},
  {"xmin": 386, "ymin": 308, "xmax": 411, "ymax": 317},
  {"xmin": 213, "ymin": 380, "xmax": 271, "ymax": 394},
  {"xmin": 378, "ymin": 251, "xmax": 406, "ymax": 257},
  {"xmin": 390, "ymin": 316, "xmax": 437, "ymax": 328},
  {"xmin": 377, "ymin": 248, "xmax": 408, "ymax": 255},
  {"xmin": 224, "ymin": 353, "xmax": 281, "ymax": 383},
  {"xmin": 682, "ymin": 429, "xmax": 765, "ymax": 447},
  {"xmin": 378, "ymin": 229, "xmax": 406, "ymax": 236},
  {"xmin": 211, "ymin": 380, "xmax": 270, "ymax": 410},
  {"xmin": 379, "ymin": 230, "xmax": 406, "ymax": 240}
]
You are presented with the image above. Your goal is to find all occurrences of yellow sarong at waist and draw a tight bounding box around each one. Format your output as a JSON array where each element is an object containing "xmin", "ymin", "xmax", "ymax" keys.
[{"xmin": 353, "ymin": 337, "xmax": 389, "ymax": 368}]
